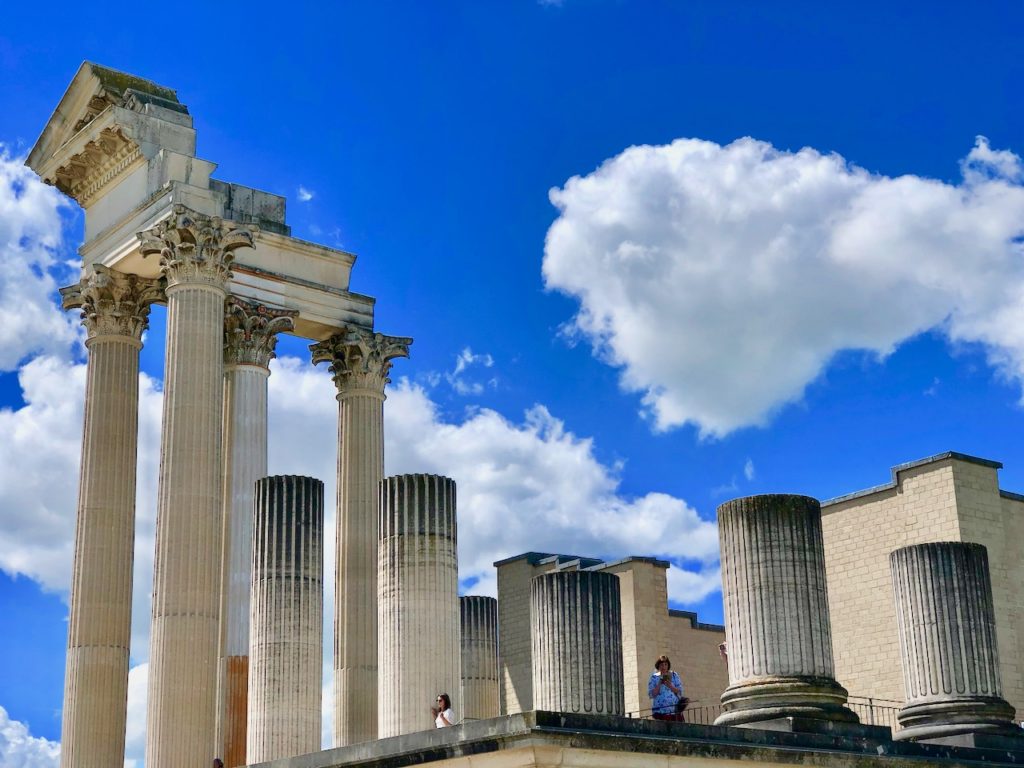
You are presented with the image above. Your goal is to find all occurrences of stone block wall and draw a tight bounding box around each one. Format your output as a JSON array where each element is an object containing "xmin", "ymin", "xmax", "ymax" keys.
[{"xmin": 821, "ymin": 452, "xmax": 1024, "ymax": 719}]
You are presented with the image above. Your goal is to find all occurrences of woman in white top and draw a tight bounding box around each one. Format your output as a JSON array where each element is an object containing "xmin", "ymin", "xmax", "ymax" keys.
[{"xmin": 432, "ymin": 693, "xmax": 455, "ymax": 727}]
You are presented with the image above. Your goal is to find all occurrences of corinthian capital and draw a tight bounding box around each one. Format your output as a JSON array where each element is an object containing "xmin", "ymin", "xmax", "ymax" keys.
[
  {"xmin": 60, "ymin": 264, "xmax": 163, "ymax": 341},
  {"xmin": 224, "ymin": 297, "xmax": 298, "ymax": 368},
  {"xmin": 310, "ymin": 328, "xmax": 412, "ymax": 395},
  {"xmin": 137, "ymin": 205, "xmax": 256, "ymax": 290}
]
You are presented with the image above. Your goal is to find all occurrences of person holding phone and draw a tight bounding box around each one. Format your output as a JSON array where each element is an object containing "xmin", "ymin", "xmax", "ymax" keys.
[
  {"xmin": 431, "ymin": 693, "xmax": 455, "ymax": 727},
  {"xmin": 647, "ymin": 654, "xmax": 685, "ymax": 720}
]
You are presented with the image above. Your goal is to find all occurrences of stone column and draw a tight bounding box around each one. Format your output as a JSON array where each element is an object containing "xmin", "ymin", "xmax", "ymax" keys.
[
  {"xmin": 715, "ymin": 494, "xmax": 857, "ymax": 727},
  {"xmin": 460, "ymin": 596, "xmax": 499, "ymax": 722},
  {"xmin": 531, "ymin": 571, "xmax": 624, "ymax": 716},
  {"xmin": 310, "ymin": 329, "xmax": 411, "ymax": 746},
  {"xmin": 378, "ymin": 475, "xmax": 460, "ymax": 737},
  {"xmin": 217, "ymin": 297, "xmax": 296, "ymax": 767},
  {"xmin": 247, "ymin": 475, "xmax": 324, "ymax": 763},
  {"xmin": 890, "ymin": 542, "xmax": 1019, "ymax": 742},
  {"xmin": 58, "ymin": 265, "xmax": 161, "ymax": 768},
  {"xmin": 139, "ymin": 206, "xmax": 256, "ymax": 767}
]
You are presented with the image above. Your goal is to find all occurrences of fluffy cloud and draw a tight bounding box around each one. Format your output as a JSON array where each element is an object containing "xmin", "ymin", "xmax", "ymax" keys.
[
  {"xmin": 544, "ymin": 136, "xmax": 1024, "ymax": 436},
  {"xmin": 445, "ymin": 347, "xmax": 496, "ymax": 395},
  {"xmin": 0, "ymin": 353, "xmax": 162, "ymax": 660},
  {"xmin": 0, "ymin": 706, "xmax": 60, "ymax": 768},
  {"xmin": 384, "ymin": 379, "xmax": 720, "ymax": 599},
  {"xmin": 0, "ymin": 149, "xmax": 79, "ymax": 371},
  {"xmin": 268, "ymin": 358, "xmax": 719, "ymax": 603}
]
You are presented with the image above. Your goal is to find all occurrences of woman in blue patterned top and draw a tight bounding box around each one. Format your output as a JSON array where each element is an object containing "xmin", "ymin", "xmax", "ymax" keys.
[{"xmin": 647, "ymin": 654, "xmax": 684, "ymax": 719}]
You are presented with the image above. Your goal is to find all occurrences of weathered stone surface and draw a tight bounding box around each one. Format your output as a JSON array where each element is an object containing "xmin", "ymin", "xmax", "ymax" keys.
[
  {"xmin": 144, "ymin": 208, "xmax": 253, "ymax": 767},
  {"xmin": 217, "ymin": 297, "xmax": 296, "ymax": 766},
  {"xmin": 248, "ymin": 475, "xmax": 324, "ymax": 763},
  {"xmin": 890, "ymin": 542, "xmax": 1021, "ymax": 742},
  {"xmin": 460, "ymin": 596, "xmax": 499, "ymax": 722},
  {"xmin": 378, "ymin": 475, "xmax": 460, "ymax": 737},
  {"xmin": 531, "ymin": 570, "xmax": 624, "ymax": 716},
  {"xmin": 58, "ymin": 266, "xmax": 159, "ymax": 768},
  {"xmin": 248, "ymin": 710, "xmax": 1024, "ymax": 768},
  {"xmin": 716, "ymin": 494, "xmax": 856, "ymax": 727},
  {"xmin": 312, "ymin": 330, "xmax": 411, "ymax": 746}
]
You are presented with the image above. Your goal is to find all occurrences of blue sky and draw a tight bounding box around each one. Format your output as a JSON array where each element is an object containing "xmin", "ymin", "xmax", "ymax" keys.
[{"xmin": 2, "ymin": 1, "xmax": 1024, "ymax": 763}]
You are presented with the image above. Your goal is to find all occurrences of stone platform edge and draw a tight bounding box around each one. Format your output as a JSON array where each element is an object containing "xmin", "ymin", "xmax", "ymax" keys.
[{"xmin": 249, "ymin": 710, "xmax": 1024, "ymax": 768}]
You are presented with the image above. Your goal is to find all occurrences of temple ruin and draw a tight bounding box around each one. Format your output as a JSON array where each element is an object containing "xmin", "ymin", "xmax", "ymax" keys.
[{"xmin": 26, "ymin": 63, "xmax": 1024, "ymax": 768}]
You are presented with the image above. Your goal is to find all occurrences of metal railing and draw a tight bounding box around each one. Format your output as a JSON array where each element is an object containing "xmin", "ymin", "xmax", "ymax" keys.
[
  {"xmin": 627, "ymin": 696, "xmax": 902, "ymax": 729},
  {"xmin": 846, "ymin": 696, "xmax": 902, "ymax": 729}
]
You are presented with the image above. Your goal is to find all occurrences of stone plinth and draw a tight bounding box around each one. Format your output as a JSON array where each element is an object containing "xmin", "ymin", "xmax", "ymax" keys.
[
  {"xmin": 890, "ymin": 542, "xmax": 1020, "ymax": 742},
  {"xmin": 247, "ymin": 476, "xmax": 324, "ymax": 763},
  {"xmin": 378, "ymin": 475, "xmax": 460, "ymax": 737},
  {"xmin": 460, "ymin": 596, "xmax": 499, "ymax": 722},
  {"xmin": 58, "ymin": 266, "xmax": 160, "ymax": 768},
  {"xmin": 218, "ymin": 298, "xmax": 295, "ymax": 767},
  {"xmin": 715, "ymin": 495, "xmax": 856, "ymax": 727},
  {"xmin": 311, "ymin": 329, "xmax": 411, "ymax": 746},
  {"xmin": 531, "ymin": 571, "xmax": 624, "ymax": 715}
]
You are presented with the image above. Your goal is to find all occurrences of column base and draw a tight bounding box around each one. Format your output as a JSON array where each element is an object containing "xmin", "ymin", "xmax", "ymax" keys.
[
  {"xmin": 894, "ymin": 696, "xmax": 1019, "ymax": 742},
  {"xmin": 714, "ymin": 676, "xmax": 859, "ymax": 727}
]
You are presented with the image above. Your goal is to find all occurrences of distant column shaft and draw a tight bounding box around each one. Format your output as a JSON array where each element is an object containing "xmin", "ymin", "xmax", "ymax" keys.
[
  {"xmin": 378, "ymin": 475, "xmax": 460, "ymax": 737},
  {"xmin": 247, "ymin": 475, "xmax": 324, "ymax": 762},
  {"xmin": 311, "ymin": 329, "xmax": 410, "ymax": 746},
  {"xmin": 531, "ymin": 570, "xmax": 624, "ymax": 715},
  {"xmin": 58, "ymin": 266, "xmax": 160, "ymax": 768},
  {"xmin": 461, "ymin": 596, "xmax": 500, "ymax": 722},
  {"xmin": 217, "ymin": 298, "xmax": 295, "ymax": 767}
]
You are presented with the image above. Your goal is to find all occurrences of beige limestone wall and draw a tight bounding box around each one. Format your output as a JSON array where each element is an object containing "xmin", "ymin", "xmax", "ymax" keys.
[
  {"xmin": 821, "ymin": 454, "xmax": 1024, "ymax": 720},
  {"xmin": 822, "ymin": 461, "xmax": 961, "ymax": 705},
  {"xmin": 953, "ymin": 462, "xmax": 1024, "ymax": 716},
  {"xmin": 664, "ymin": 613, "xmax": 729, "ymax": 715},
  {"xmin": 498, "ymin": 558, "xmax": 539, "ymax": 715}
]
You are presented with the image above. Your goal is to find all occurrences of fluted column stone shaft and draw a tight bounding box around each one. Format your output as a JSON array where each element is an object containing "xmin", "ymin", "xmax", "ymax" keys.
[
  {"xmin": 217, "ymin": 298, "xmax": 295, "ymax": 767},
  {"xmin": 247, "ymin": 476, "xmax": 324, "ymax": 763},
  {"xmin": 531, "ymin": 570, "xmax": 624, "ymax": 716},
  {"xmin": 461, "ymin": 596, "xmax": 499, "ymax": 722},
  {"xmin": 716, "ymin": 494, "xmax": 856, "ymax": 727},
  {"xmin": 140, "ymin": 206, "xmax": 256, "ymax": 768},
  {"xmin": 378, "ymin": 475, "xmax": 460, "ymax": 737},
  {"xmin": 58, "ymin": 266, "xmax": 161, "ymax": 768},
  {"xmin": 890, "ymin": 542, "xmax": 1019, "ymax": 741},
  {"xmin": 311, "ymin": 329, "xmax": 411, "ymax": 746}
]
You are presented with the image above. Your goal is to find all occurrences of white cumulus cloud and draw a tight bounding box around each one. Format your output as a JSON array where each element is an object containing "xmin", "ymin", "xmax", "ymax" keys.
[
  {"xmin": 297, "ymin": 186, "xmax": 315, "ymax": 202},
  {"xmin": 0, "ymin": 705, "xmax": 60, "ymax": 768},
  {"xmin": 267, "ymin": 358, "xmax": 719, "ymax": 603},
  {"xmin": 544, "ymin": 136, "xmax": 1024, "ymax": 436},
  {"xmin": 0, "ymin": 149, "xmax": 80, "ymax": 371}
]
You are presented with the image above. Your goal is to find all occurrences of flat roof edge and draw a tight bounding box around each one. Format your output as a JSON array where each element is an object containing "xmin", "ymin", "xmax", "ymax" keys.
[{"xmin": 823, "ymin": 451, "xmax": 1002, "ymax": 508}]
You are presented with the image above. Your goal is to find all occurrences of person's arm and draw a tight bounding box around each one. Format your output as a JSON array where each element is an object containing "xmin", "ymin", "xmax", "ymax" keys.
[
  {"xmin": 666, "ymin": 672, "xmax": 682, "ymax": 696},
  {"xmin": 647, "ymin": 673, "xmax": 660, "ymax": 698},
  {"xmin": 440, "ymin": 709, "xmax": 454, "ymax": 726}
]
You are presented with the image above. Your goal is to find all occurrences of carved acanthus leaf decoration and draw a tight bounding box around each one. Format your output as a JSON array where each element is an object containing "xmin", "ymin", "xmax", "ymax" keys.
[
  {"xmin": 223, "ymin": 297, "xmax": 297, "ymax": 368},
  {"xmin": 60, "ymin": 264, "xmax": 164, "ymax": 341},
  {"xmin": 138, "ymin": 205, "xmax": 257, "ymax": 290},
  {"xmin": 310, "ymin": 328, "xmax": 413, "ymax": 395},
  {"xmin": 51, "ymin": 127, "xmax": 142, "ymax": 206}
]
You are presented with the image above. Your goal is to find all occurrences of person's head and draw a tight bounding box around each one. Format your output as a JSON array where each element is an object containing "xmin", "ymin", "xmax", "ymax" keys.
[
  {"xmin": 213, "ymin": 760, "xmax": 224, "ymax": 768},
  {"xmin": 436, "ymin": 693, "xmax": 451, "ymax": 710},
  {"xmin": 655, "ymin": 655, "xmax": 671, "ymax": 673}
]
